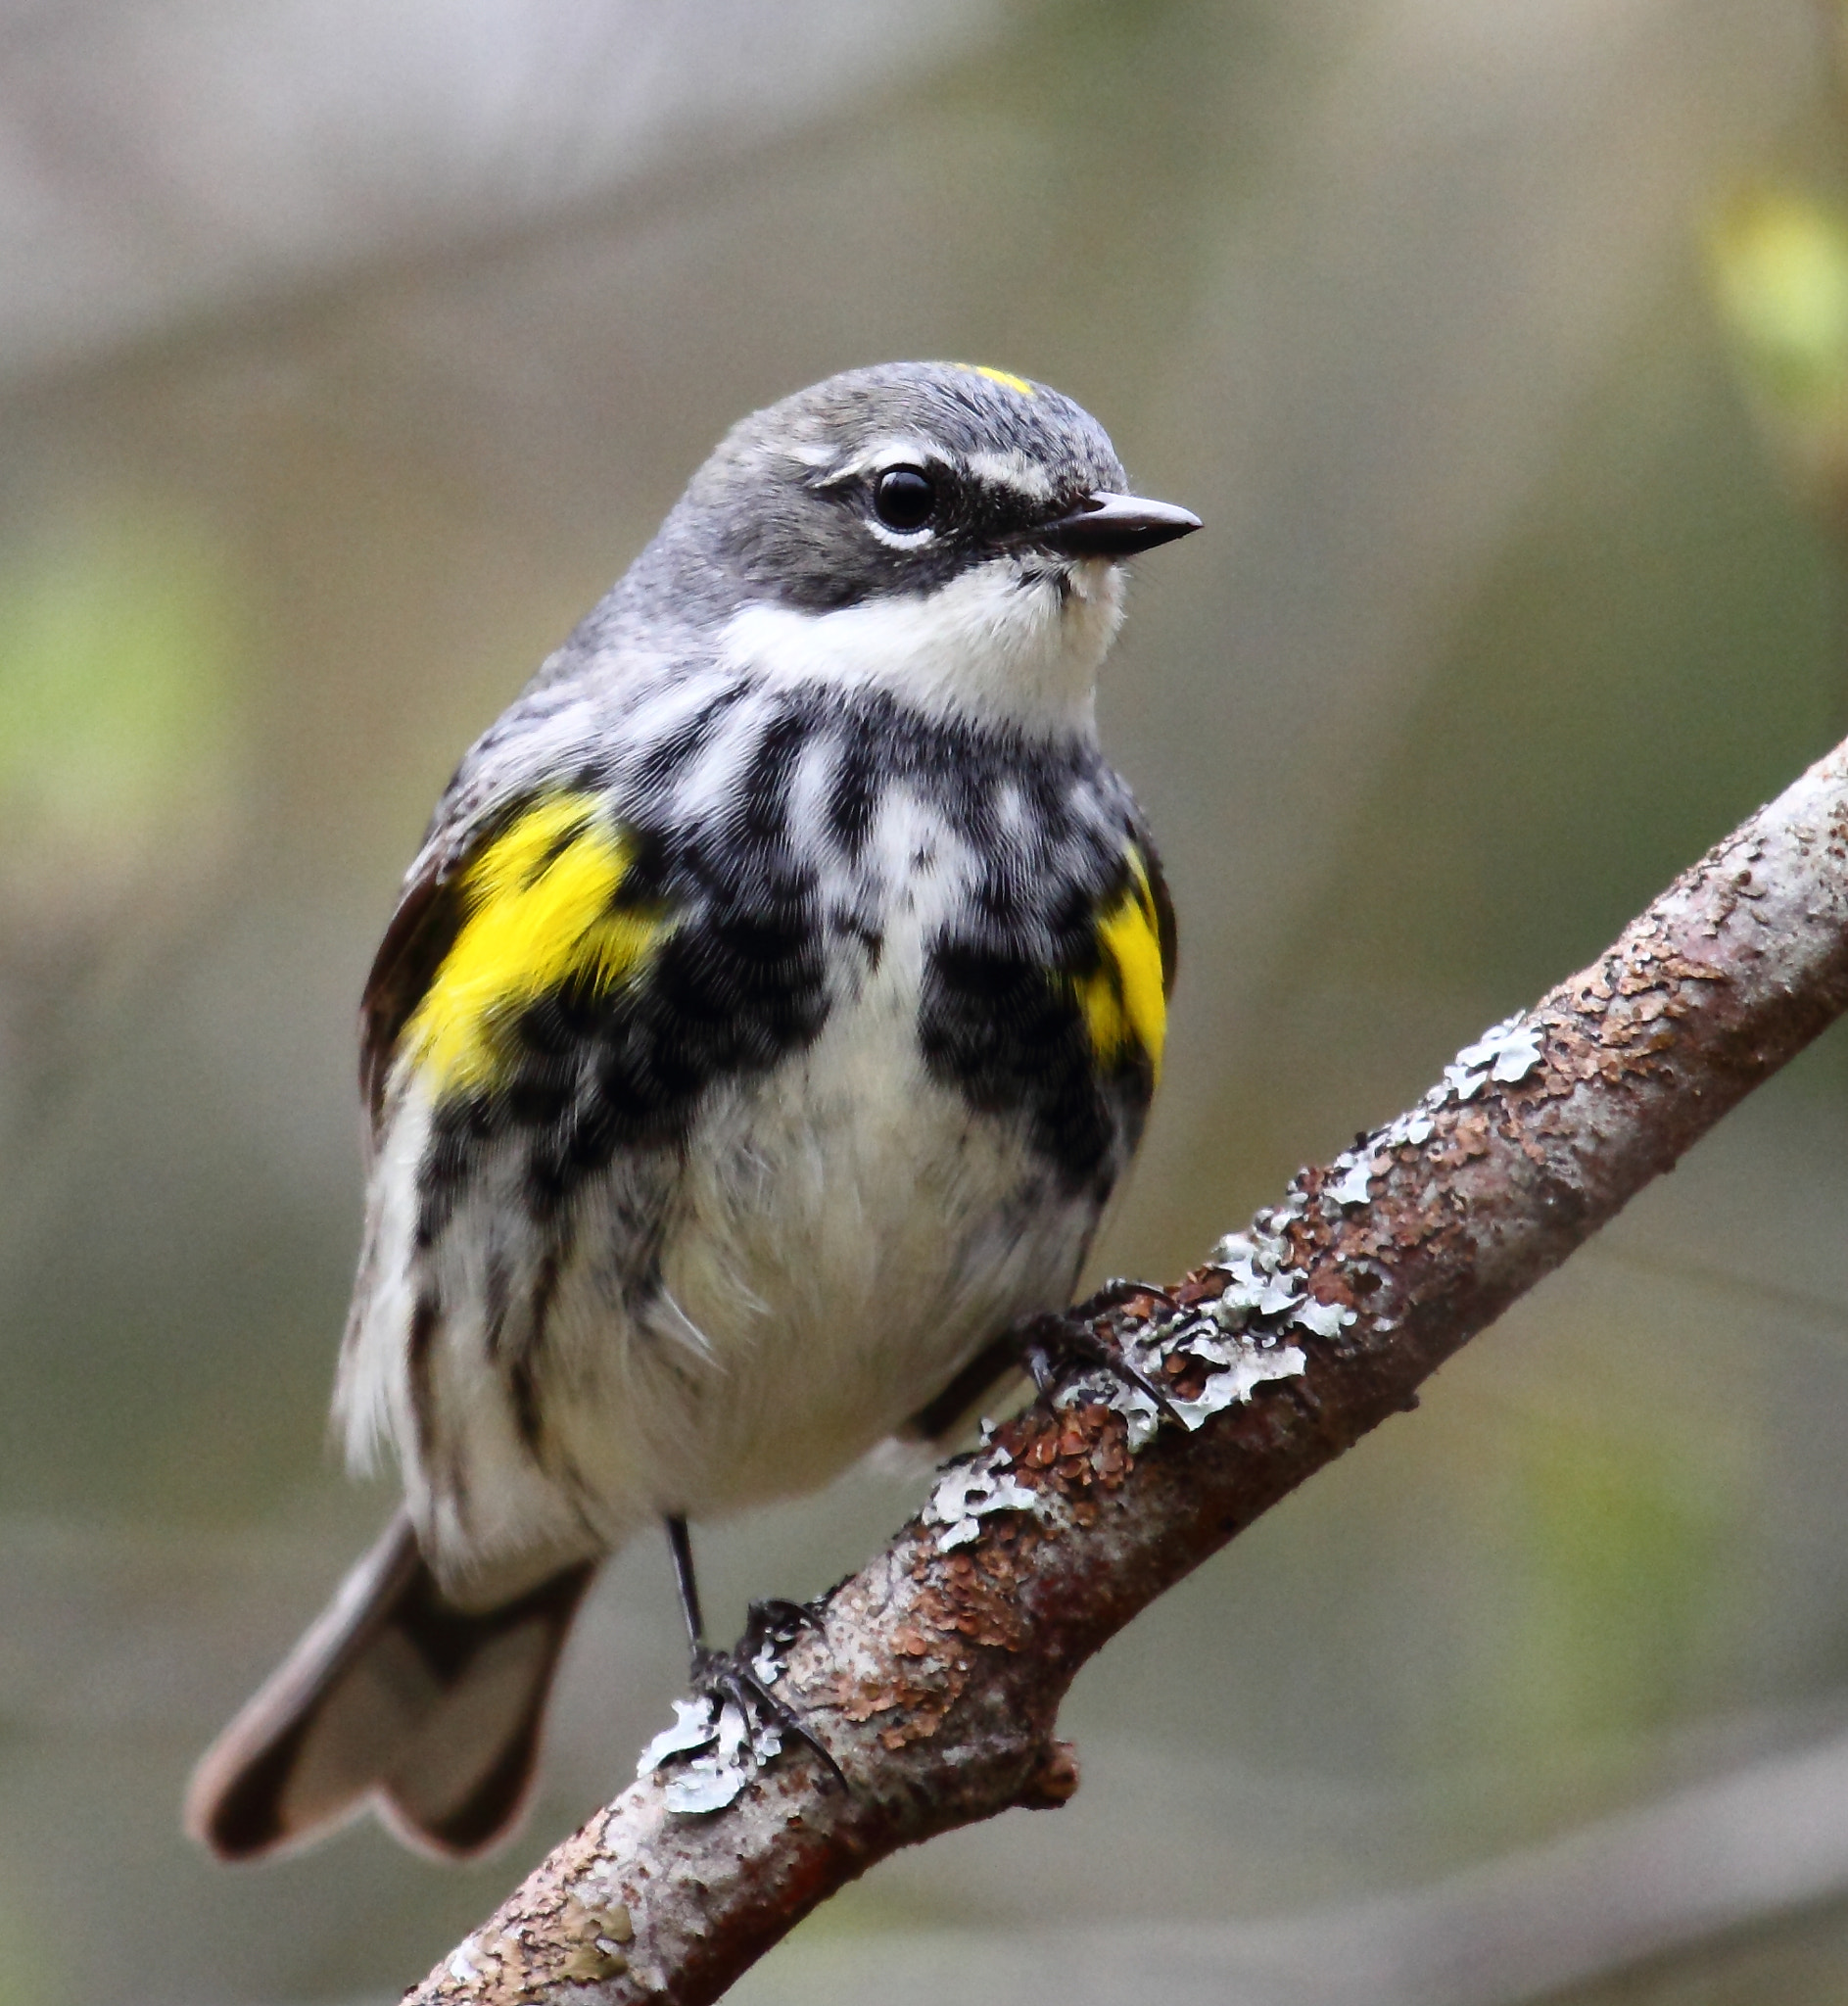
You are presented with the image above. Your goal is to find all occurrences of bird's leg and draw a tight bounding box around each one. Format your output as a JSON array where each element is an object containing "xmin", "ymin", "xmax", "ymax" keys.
[
  {"xmin": 665, "ymin": 1512, "xmax": 705, "ymax": 1653},
  {"xmin": 1012, "ymin": 1276, "xmax": 1185, "ymax": 1425},
  {"xmin": 662, "ymin": 1516, "xmax": 845, "ymax": 1789}
]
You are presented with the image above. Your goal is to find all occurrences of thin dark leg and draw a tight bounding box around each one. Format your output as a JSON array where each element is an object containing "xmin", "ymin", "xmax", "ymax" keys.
[
  {"xmin": 902, "ymin": 1330, "xmax": 1020, "ymax": 1443},
  {"xmin": 664, "ymin": 1514, "xmax": 704, "ymax": 1653},
  {"xmin": 660, "ymin": 1515, "xmax": 845, "ymax": 1790}
]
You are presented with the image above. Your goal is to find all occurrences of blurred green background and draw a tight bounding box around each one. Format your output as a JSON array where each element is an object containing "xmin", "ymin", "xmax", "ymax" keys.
[{"xmin": 5, "ymin": 1, "xmax": 1848, "ymax": 2000}]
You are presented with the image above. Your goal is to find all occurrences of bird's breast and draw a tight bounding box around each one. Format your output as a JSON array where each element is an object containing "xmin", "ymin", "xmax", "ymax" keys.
[{"xmin": 635, "ymin": 854, "xmax": 1103, "ymax": 1514}]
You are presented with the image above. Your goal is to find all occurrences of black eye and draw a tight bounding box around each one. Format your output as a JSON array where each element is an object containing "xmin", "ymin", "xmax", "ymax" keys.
[{"xmin": 873, "ymin": 465, "xmax": 936, "ymax": 533}]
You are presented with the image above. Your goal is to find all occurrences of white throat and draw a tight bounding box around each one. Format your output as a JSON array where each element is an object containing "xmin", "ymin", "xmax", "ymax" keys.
[{"xmin": 717, "ymin": 555, "xmax": 1126, "ymax": 733}]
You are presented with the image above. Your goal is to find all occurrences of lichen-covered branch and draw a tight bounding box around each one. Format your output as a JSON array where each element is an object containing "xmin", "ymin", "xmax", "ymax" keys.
[{"xmin": 407, "ymin": 738, "xmax": 1848, "ymax": 2006}]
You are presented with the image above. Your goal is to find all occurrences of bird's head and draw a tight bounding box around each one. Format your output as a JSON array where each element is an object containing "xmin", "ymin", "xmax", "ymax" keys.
[{"xmin": 625, "ymin": 361, "xmax": 1200, "ymax": 732}]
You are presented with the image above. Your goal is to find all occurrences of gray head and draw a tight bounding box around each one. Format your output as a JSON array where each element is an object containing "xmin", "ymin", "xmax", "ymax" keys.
[{"xmin": 611, "ymin": 361, "xmax": 1200, "ymax": 732}]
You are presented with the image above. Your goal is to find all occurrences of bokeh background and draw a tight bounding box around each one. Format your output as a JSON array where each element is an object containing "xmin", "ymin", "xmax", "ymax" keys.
[{"xmin": 7, "ymin": 2, "xmax": 1848, "ymax": 2000}]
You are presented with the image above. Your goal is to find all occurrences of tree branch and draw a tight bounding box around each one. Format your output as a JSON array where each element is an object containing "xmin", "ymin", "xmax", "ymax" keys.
[{"xmin": 407, "ymin": 737, "xmax": 1848, "ymax": 2006}]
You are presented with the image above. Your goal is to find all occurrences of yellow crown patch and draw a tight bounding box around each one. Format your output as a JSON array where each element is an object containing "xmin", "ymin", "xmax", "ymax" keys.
[{"xmin": 956, "ymin": 362, "xmax": 1035, "ymax": 397}]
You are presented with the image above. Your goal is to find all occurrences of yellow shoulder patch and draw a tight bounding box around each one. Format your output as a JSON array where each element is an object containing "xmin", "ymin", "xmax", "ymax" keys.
[
  {"xmin": 1072, "ymin": 849, "xmax": 1167, "ymax": 1084},
  {"xmin": 406, "ymin": 792, "xmax": 670, "ymax": 1096},
  {"xmin": 957, "ymin": 362, "xmax": 1035, "ymax": 397}
]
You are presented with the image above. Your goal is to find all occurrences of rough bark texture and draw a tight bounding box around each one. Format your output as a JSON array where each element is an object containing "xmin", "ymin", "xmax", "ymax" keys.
[{"xmin": 407, "ymin": 738, "xmax": 1848, "ymax": 2006}]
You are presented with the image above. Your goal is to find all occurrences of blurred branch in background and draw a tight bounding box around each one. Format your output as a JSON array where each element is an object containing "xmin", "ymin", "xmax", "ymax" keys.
[
  {"xmin": 0, "ymin": 0, "xmax": 1004, "ymax": 385},
  {"xmin": 403, "ymin": 741, "xmax": 1848, "ymax": 2005},
  {"xmin": 735, "ymin": 1721, "xmax": 1848, "ymax": 2006}
]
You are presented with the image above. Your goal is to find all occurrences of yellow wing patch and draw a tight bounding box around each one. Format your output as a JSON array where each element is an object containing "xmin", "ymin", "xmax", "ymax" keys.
[
  {"xmin": 1072, "ymin": 850, "xmax": 1167, "ymax": 1084},
  {"xmin": 957, "ymin": 362, "xmax": 1035, "ymax": 397},
  {"xmin": 406, "ymin": 792, "xmax": 669, "ymax": 1096}
]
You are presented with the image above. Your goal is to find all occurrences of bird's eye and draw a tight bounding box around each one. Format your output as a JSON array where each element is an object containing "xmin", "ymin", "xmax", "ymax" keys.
[{"xmin": 873, "ymin": 466, "xmax": 936, "ymax": 533}]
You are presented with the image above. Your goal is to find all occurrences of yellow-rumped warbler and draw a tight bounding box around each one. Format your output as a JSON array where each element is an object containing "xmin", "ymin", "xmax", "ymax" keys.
[{"xmin": 186, "ymin": 361, "xmax": 1199, "ymax": 1860}]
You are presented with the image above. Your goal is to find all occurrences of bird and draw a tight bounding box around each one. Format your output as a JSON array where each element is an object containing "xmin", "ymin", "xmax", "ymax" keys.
[{"xmin": 185, "ymin": 359, "xmax": 1199, "ymax": 1862}]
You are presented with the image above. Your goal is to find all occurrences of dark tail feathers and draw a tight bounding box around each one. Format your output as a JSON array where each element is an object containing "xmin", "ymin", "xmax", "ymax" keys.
[{"xmin": 186, "ymin": 1511, "xmax": 595, "ymax": 1861}]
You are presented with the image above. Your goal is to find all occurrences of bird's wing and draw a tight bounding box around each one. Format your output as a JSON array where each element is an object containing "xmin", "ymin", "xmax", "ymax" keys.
[
  {"xmin": 359, "ymin": 845, "xmax": 469, "ymax": 1141},
  {"xmin": 356, "ymin": 788, "xmax": 676, "ymax": 1146},
  {"xmin": 1068, "ymin": 827, "xmax": 1176, "ymax": 1086},
  {"xmin": 1139, "ymin": 824, "xmax": 1179, "ymax": 1000}
]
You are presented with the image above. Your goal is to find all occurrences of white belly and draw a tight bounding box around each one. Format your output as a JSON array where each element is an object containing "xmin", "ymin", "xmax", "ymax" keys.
[{"xmin": 543, "ymin": 934, "xmax": 1097, "ymax": 1527}]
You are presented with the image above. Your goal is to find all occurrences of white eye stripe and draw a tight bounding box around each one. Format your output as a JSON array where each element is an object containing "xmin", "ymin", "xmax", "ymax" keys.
[
  {"xmin": 962, "ymin": 448, "xmax": 1059, "ymax": 502},
  {"xmin": 821, "ymin": 436, "xmax": 951, "ymax": 485},
  {"xmin": 808, "ymin": 441, "xmax": 1062, "ymax": 515}
]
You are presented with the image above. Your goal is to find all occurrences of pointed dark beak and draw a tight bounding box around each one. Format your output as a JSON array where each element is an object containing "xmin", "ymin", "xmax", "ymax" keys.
[{"xmin": 1039, "ymin": 491, "xmax": 1202, "ymax": 558}]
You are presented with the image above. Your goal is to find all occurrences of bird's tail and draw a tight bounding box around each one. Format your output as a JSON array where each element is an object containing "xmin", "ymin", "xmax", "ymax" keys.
[{"xmin": 185, "ymin": 1510, "xmax": 595, "ymax": 1861}]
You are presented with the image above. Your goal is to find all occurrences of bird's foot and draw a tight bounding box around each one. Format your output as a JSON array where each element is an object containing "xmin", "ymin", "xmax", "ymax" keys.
[
  {"xmin": 690, "ymin": 1600, "xmax": 846, "ymax": 1791},
  {"xmin": 1013, "ymin": 1278, "xmax": 1184, "ymax": 1426},
  {"xmin": 1075, "ymin": 1275, "xmax": 1181, "ymax": 1323}
]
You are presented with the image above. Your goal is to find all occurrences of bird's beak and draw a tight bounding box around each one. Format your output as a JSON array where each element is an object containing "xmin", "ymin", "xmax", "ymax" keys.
[{"xmin": 1038, "ymin": 491, "xmax": 1202, "ymax": 558}]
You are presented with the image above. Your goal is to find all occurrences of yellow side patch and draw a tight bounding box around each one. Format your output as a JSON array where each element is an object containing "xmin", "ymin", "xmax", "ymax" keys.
[
  {"xmin": 958, "ymin": 362, "xmax": 1035, "ymax": 397},
  {"xmin": 1073, "ymin": 851, "xmax": 1167, "ymax": 1084},
  {"xmin": 407, "ymin": 793, "xmax": 669, "ymax": 1095}
]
